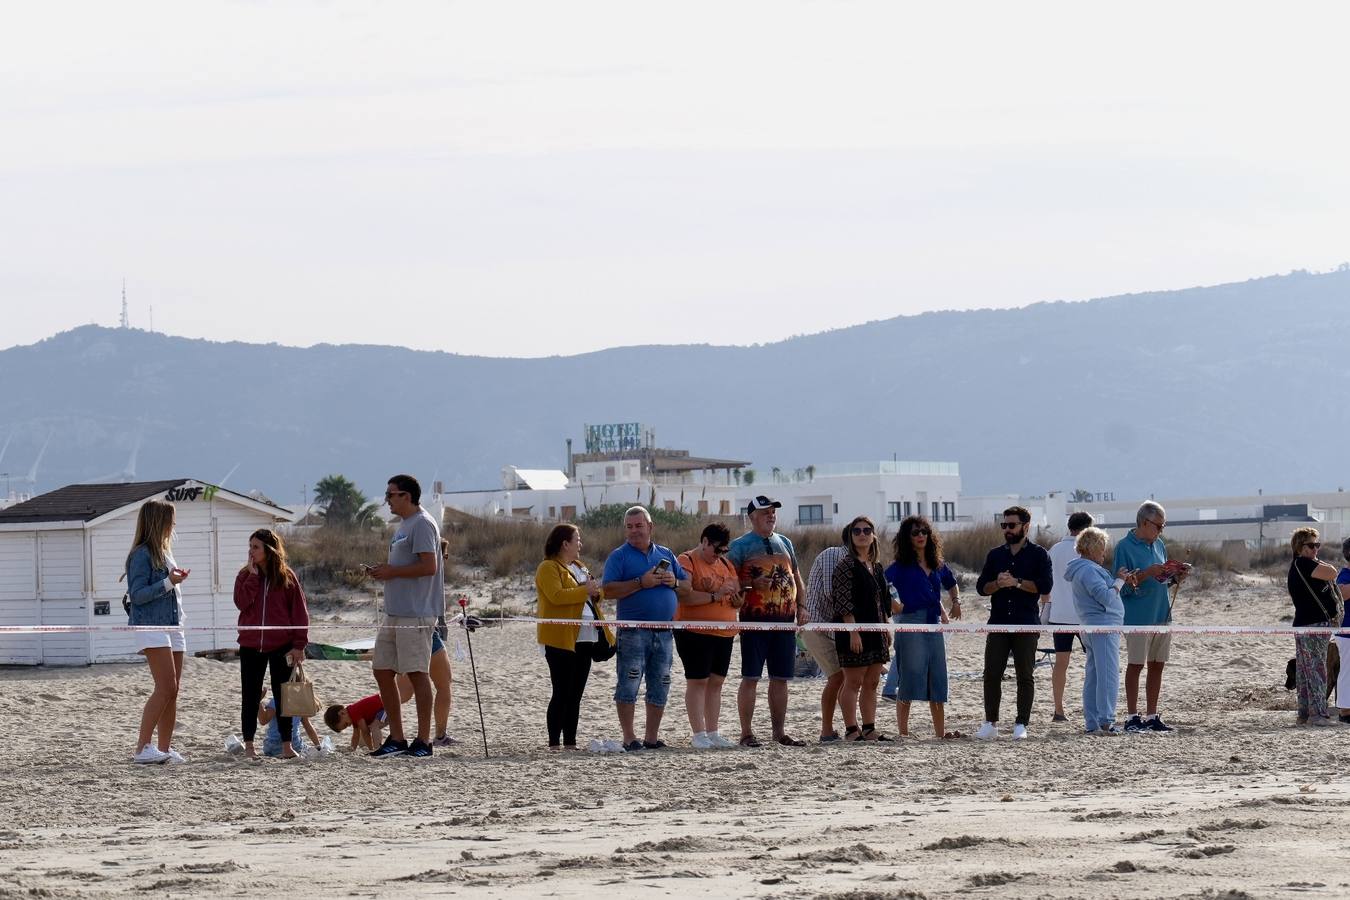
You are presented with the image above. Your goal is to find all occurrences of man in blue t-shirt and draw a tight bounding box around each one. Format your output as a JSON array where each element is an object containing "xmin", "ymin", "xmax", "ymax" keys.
[
  {"xmin": 602, "ymin": 506, "xmax": 689, "ymax": 751},
  {"xmin": 1113, "ymin": 501, "xmax": 1187, "ymax": 734}
]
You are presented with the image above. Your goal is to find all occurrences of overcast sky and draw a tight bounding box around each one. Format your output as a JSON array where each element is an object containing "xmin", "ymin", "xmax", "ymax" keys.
[{"xmin": 3, "ymin": 1, "xmax": 1348, "ymax": 357}]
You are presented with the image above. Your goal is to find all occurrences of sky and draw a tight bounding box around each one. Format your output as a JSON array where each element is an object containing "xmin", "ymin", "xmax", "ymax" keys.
[{"xmin": 3, "ymin": 1, "xmax": 1349, "ymax": 357}]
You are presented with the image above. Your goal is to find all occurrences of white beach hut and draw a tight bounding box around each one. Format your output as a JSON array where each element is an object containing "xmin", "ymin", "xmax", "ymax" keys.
[{"xmin": 0, "ymin": 479, "xmax": 293, "ymax": 665}]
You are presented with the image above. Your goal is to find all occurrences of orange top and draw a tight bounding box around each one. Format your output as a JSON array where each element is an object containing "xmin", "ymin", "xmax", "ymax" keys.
[{"xmin": 675, "ymin": 550, "xmax": 740, "ymax": 638}]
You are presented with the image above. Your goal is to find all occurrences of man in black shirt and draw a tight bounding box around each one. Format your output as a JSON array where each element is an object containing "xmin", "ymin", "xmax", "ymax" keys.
[{"xmin": 974, "ymin": 506, "xmax": 1053, "ymax": 740}]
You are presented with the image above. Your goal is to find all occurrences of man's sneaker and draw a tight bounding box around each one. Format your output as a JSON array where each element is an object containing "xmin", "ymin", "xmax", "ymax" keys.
[
  {"xmin": 133, "ymin": 744, "xmax": 169, "ymax": 765},
  {"xmin": 406, "ymin": 738, "xmax": 433, "ymax": 758},
  {"xmin": 708, "ymin": 731, "xmax": 735, "ymax": 748},
  {"xmin": 431, "ymin": 735, "xmax": 458, "ymax": 748},
  {"xmin": 369, "ymin": 737, "xmax": 409, "ymax": 758},
  {"xmin": 1123, "ymin": 715, "xmax": 1147, "ymax": 733},
  {"xmin": 165, "ymin": 747, "xmax": 187, "ymax": 765},
  {"xmin": 974, "ymin": 722, "xmax": 998, "ymax": 741},
  {"xmin": 1011, "ymin": 724, "xmax": 1029, "ymax": 740},
  {"xmin": 1145, "ymin": 715, "xmax": 1175, "ymax": 734},
  {"xmin": 691, "ymin": 732, "xmax": 715, "ymax": 749}
]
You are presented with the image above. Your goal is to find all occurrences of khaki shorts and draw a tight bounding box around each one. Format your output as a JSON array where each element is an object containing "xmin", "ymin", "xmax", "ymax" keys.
[
  {"xmin": 1126, "ymin": 631, "xmax": 1172, "ymax": 665},
  {"xmin": 373, "ymin": 615, "xmax": 436, "ymax": 673},
  {"xmin": 801, "ymin": 629, "xmax": 841, "ymax": 678}
]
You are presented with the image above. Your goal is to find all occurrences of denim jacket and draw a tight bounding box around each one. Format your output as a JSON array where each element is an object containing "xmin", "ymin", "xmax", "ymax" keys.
[{"xmin": 126, "ymin": 545, "xmax": 181, "ymax": 627}]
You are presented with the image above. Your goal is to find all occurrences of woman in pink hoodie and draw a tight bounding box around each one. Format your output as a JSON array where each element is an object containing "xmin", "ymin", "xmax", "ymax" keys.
[{"xmin": 234, "ymin": 528, "xmax": 310, "ymax": 760}]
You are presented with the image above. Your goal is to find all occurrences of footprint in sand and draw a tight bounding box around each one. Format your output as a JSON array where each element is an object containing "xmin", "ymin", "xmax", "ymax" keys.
[{"xmin": 37, "ymin": 693, "xmax": 65, "ymax": 702}]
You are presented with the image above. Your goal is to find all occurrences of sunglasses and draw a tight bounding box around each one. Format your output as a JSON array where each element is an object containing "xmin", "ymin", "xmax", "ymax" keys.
[
  {"xmin": 910, "ymin": 528, "xmax": 931, "ymax": 536},
  {"xmin": 714, "ymin": 545, "xmax": 729, "ymax": 555},
  {"xmin": 999, "ymin": 522, "xmax": 1021, "ymax": 530},
  {"xmin": 851, "ymin": 526, "xmax": 874, "ymax": 536},
  {"xmin": 1145, "ymin": 519, "xmax": 1165, "ymax": 531},
  {"xmin": 1304, "ymin": 542, "xmax": 1322, "ymax": 550}
]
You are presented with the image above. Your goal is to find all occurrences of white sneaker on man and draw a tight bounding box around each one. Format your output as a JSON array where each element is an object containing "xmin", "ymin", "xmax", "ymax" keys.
[
  {"xmin": 165, "ymin": 747, "xmax": 188, "ymax": 764},
  {"xmin": 974, "ymin": 722, "xmax": 998, "ymax": 741},
  {"xmin": 1012, "ymin": 724, "xmax": 1028, "ymax": 740},
  {"xmin": 133, "ymin": 744, "xmax": 169, "ymax": 765},
  {"xmin": 707, "ymin": 731, "xmax": 735, "ymax": 749},
  {"xmin": 691, "ymin": 732, "xmax": 715, "ymax": 749}
]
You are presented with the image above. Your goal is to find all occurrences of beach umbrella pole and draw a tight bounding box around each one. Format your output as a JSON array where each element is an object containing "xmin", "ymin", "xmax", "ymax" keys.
[{"xmin": 458, "ymin": 596, "xmax": 490, "ymax": 759}]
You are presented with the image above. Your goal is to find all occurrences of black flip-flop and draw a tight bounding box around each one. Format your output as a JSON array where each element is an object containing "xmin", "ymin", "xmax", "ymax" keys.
[
  {"xmin": 641, "ymin": 739, "xmax": 668, "ymax": 750},
  {"xmin": 738, "ymin": 735, "xmax": 762, "ymax": 748}
]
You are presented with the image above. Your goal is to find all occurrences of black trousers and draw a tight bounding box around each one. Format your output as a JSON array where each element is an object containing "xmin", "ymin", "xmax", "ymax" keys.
[
  {"xmin": 544, "ymin": 644, "xmax": 593, "ymax": 747},
  {"xmin": 983, "ymin": 633, "xmax": 1037, "ymax": 726},
  {"xmin": 241, "ymin": 646, "xmax": 294, "ymax": 743}
]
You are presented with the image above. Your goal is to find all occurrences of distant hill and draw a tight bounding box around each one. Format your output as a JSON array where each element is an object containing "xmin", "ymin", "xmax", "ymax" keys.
[{"xmin": 3, "ymin": 269, "xmax": 1349, "ymax": 504}]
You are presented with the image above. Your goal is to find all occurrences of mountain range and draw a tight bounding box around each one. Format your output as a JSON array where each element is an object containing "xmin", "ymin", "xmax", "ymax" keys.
[{"xmin": 2, "ymin": 268, "xmax": 1348, "ymax": 507}]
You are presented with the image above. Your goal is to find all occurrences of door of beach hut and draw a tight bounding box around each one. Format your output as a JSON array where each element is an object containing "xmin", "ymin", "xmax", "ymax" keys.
[{"xmin": 0, "ymin": 532, "xmax": 39, "ymax": 664}]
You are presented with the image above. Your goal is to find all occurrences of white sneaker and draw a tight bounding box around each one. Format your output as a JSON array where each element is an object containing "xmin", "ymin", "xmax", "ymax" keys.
[
  {"xmin": 708, "ymin": 731, "xmax": 735, "ymax": 749},
  {"xmin": 974, "ymin": 722, "xmax": 998, "ymax": 741},
  {"xmin": 133, "ymin": 744, "xmax": 169, "ymax": 765},
  {"xmin": 1012, "ymin": 724, "xmax": 1028, "ymax": 740},
  {"xmin": 165, "ymin": 747, "xmax": 187, "ymax": 764},
  {"xmin": 691, "ymin": 732, "xmax": 714, "ymax": 749}
]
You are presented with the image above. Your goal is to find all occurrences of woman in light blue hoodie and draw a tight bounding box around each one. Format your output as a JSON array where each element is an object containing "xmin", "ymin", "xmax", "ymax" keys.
[{"xmin": 1063, "ymin": 527, "xmax": 1129, "ymax": 734}]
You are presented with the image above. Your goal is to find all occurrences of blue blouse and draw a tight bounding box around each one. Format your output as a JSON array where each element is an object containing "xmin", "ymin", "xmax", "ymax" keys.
[{"xmin": 884, "ymin": 562, "xmax": 957, "ymax": 625}]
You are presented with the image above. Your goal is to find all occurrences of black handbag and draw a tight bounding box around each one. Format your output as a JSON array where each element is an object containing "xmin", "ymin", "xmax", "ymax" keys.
[{"xmin": 585, "ymin": 597, "xmax": 616, "ymax": 663}]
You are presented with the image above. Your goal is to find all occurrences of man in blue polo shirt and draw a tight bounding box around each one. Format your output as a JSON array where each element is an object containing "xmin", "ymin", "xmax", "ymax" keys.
[
  {"xmin": 1114, "ymin": 500, "xmax": 1186, "ymax": 733},
  {"xmin": 602, "ymin": 506, "xmax": 689, "ymax": 751}
]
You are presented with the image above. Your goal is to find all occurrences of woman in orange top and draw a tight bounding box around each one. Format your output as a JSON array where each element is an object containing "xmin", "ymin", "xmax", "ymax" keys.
[
  {"xmin": 675, "ymin": 523, "xmax": 743, "ymax": 749},
  {"xmin": 535, "ymin": 523, "xmax": 606, "ymax": 750}
]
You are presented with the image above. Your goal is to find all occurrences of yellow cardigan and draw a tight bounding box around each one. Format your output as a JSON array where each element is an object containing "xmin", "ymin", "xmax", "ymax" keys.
[{"xmin": 535, "ymin": 558, "xmax": 613, "ymax": 651}]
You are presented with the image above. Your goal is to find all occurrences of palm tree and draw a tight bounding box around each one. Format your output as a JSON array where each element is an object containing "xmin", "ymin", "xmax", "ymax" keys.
[
  {"xmin": 805, "ymin": 465, "xmax": 816, "ymax": 482},
  {"xmin": 743, "ymin": 469, "xmax": 756, "ymax": 486},
  {"xmin": 771, "ymin": 466, "xmax": 782, "ymax": 483},
  {"xmin": 314, "ymin": 474, "xmax": 383, "ymax": 530}
]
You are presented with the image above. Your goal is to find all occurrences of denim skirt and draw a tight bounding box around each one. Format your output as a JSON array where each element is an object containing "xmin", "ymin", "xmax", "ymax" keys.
[{"xmin": 894, "ymin": 609, "xmax": 948, "ymax": 702}]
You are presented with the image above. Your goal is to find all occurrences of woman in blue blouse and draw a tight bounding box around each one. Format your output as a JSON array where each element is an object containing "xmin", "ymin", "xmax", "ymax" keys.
[{"xmin": 885, "ymin": 516, "xmax": 962, "ymax": 739}]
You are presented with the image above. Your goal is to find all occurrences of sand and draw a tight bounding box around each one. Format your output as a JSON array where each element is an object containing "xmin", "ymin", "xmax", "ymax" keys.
[{"xmin": 1, "ymin": 571, "xmax": 1346, "ymax": 899}]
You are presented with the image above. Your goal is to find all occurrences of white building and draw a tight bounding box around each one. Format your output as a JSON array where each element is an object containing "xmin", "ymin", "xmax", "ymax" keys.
[
  {"xmin": 737, "ymin": 461, "xmax": 963, "ymax": 530},
  {"xmin": 0, "ymin": 479, "xmax": 294, "ymax": 666},
  {"xmin": 1064, "ymin": 491, "xmax": 1348, "ymax": 550},
  {"xmin": 443, "ymin": 450, "xmax": 750, "ymax": 522}
]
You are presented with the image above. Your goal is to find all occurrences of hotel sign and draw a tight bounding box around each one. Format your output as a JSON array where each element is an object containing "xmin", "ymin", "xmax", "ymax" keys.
[{"xmin": 585, "ymin": 423, "xmax": 647, "ymax": 454}]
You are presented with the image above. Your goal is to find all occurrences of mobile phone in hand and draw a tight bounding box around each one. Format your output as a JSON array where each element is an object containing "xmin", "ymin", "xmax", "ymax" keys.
[{"xmin": 654, "ymin": 559, "xmax": 671, "ymax": 574}]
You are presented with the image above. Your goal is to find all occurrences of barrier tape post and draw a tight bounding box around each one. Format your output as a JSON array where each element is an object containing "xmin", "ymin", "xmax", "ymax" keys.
[{"xmin": 459, "ymin": 596, "xmax": 489, "ymax": 760}]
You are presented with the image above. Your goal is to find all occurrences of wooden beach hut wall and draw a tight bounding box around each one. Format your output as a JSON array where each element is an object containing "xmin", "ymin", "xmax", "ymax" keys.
[{"xmin": 0, "ymin": 480, "xmax": 293, "ymax": 666}]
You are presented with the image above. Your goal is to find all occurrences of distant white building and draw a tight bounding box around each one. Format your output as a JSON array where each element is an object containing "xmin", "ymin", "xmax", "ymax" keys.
[{"xmin": 740, "ymin": 461, "xmax": 963, "ymax": 531}]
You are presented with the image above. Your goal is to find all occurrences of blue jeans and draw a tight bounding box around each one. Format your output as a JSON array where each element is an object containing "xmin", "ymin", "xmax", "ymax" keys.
[
  {"xmin": 613, "ymin": 628, "xmax": 673, "ymax": 707},
  {"xmin": 1081, "ymin": 631, "xmax": 1120, "ymax": 731},
  {"xmin": 882, "ymin": 613, "xmax": 903, "ymax": 698}
]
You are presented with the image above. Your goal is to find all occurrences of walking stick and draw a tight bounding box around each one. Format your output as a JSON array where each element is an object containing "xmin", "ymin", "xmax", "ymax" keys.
[{"xmin": 458, "ymin": 596, "xmax": 490, "ymax": 759}]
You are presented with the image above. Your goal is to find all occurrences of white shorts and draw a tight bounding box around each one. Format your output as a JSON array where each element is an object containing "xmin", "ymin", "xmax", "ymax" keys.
[
  {"xmin": 136, "ymin": 626, "xmax": 187, "ymax": 654},
  {"xmin": 1335, "ymin": 636, "xmax": 1350, "ymax": 708}
]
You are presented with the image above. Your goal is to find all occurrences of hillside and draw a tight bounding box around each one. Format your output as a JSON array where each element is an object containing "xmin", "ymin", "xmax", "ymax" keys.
[{"xmin": 2, "ymin": 269, "xmax": 1348, "ymax": 503}]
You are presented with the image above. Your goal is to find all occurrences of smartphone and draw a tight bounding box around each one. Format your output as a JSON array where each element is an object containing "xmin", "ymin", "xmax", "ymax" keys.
[{"xmin": 654, "ymin": 559, "xmax": 671, "ymax": 574}]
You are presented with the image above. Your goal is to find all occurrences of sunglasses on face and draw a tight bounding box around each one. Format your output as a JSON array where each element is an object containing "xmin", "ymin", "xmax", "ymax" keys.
[
  {"xmin": 1304, "ymin": 542, "xmax": 1322, "ymax": 550},
  {"xmin": 852, "ymin": 526, "xmax": 874, "ymax": 536},
  {"xmin": 910, "ymin": 528, "xmax": 930, "ymax": 537},
  {"xmin": 1000, "ymin": 522, "xmax": 1021, "ymax": 530},
  {"xmin": 714, "ymin": 545, "xmax": 729, "ymax": 555},
  {"xmin": 1146, "ymin": 519, "xmax": 1165, "ymax": 531}
]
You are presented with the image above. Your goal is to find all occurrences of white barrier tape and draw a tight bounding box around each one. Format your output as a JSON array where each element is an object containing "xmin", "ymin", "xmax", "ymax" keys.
[{"xmin": 2, "ymin": 620, "xmax": 1347, "ymax": 637}]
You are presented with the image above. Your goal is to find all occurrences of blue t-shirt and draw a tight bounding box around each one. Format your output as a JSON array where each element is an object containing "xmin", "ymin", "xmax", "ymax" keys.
[
  {"xmin": 1113, "ymin": 529, "xmax": 1169, "ymax": 625},
  {"xmin": 884, "ymin": 562, "xmax": 957, "ymax": 625},
  {"xmin": 603, "ymin": 541, "xmax": 686, "ymax": 622},
  {"xmin": 1339, "ymin": 567, "xmax": 1350, "ymax": 628},
  {"xmin": 262, "ymin": 699, "xmax": 304, "ymax": 757}
]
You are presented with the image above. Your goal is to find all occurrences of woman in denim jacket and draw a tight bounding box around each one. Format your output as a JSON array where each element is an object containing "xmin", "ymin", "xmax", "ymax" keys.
[
  {"xmin": 1064, "ymin": 527, "xmax": 1129, "ymax": 736},
  {"xmin": 125, "ymin": 499, "xmax": 191, "ymax": 764}
]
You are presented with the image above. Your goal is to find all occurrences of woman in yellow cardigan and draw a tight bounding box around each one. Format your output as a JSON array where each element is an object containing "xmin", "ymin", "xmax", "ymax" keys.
[{"xmin": 536, "ymin": 523, "xmax": 609, "ymax": 750}]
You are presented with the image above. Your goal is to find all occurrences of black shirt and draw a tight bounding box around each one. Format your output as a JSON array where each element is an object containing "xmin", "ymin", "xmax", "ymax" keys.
[
  {"xmin": 1288, "ymin": 556, "xmax": 1338, "ymax": 627},
  {"xmin": 976, "ymin": 541, "xmax": 1054, "ymax": 625}
]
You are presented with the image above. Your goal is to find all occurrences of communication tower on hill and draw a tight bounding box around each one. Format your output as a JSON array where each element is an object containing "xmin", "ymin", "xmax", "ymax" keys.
[{"xmin": 119, "ymin": 279, "xmax": 129, "ymax": 329}]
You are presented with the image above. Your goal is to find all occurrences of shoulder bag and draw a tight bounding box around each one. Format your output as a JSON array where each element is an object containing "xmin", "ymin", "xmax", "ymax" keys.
[
  {"xmin": 585, "ymin": 597, "xmax": 616, "ymax": 662},
  {"xmin": 279, "ymin": 662, "xmax": 322, "ymax": 718}
]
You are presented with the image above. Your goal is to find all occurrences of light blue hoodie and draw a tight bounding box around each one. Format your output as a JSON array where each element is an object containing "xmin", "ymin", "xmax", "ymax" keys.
[{"xmin": 1064, "ymin": 557, "xmax": 1124, "ymax": 626}]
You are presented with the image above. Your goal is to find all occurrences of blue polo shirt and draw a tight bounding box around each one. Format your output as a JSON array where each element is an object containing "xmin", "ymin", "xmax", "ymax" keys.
[
  {"xmin": 884, "ymin": 562, "xmax": 957, "ymax": 625},
  {"xmin": 602, "ymin": 541, "xmax": 686, "ymax": 622},
  {"xmin": 1113, "ymin": 529, "xmax": 1169, "ymax": 625}
]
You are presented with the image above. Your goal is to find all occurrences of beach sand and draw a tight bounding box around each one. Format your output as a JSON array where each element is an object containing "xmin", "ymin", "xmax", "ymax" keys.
[{"xmin": 1, "ymin": 572, "xmax": 1346, "ymax": 899}]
